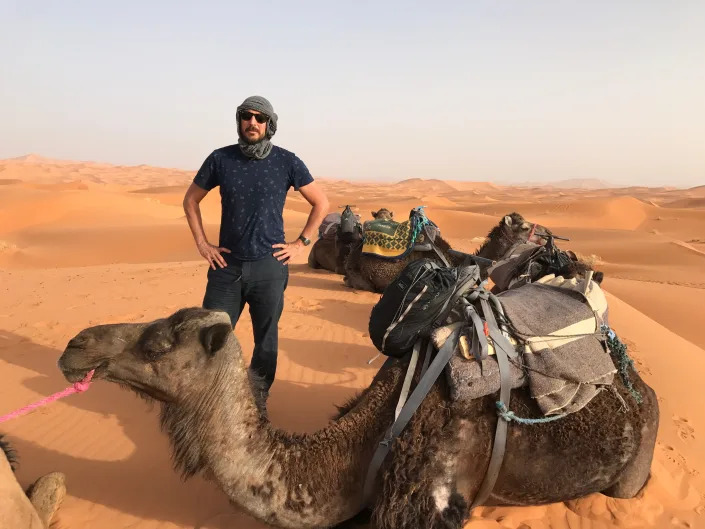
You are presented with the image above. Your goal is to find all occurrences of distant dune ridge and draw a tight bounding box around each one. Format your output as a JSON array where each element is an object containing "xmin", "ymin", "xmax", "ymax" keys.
[{"xmin": 1, "ymin": 154, "xmax": 704, "ymax": 529}]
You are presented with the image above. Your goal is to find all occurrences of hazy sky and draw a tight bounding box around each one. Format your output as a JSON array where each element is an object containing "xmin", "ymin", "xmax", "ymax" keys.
[{"xmin": 1, "ymin": 1, "xmax": 703, "ymax": 186}]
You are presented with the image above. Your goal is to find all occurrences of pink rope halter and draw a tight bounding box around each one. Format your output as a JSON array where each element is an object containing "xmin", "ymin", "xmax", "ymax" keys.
[
  {"xmin": 528, "ymin": 223, "xmax": 538, "ymax": 243},
  {"xmin": 0, "ymin": 370, "xmax": 95, "ymax": 424}
]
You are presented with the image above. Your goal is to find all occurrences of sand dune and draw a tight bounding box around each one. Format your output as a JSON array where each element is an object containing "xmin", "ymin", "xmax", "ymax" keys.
[{"xmin": 1, "ymin": 155, "xmax": 703, "ymax": 529}]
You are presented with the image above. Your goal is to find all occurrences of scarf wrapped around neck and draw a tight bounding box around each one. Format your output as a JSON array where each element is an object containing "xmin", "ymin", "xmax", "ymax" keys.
[{"xmin": 236, "ymin": 95, "xmax": 278, "ymax": 160}]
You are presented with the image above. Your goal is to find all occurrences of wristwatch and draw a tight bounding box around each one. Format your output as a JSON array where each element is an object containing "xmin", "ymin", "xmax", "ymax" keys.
[{"xmin": 298, "ymin": 235, "xmax": 311, "ymax": 246}]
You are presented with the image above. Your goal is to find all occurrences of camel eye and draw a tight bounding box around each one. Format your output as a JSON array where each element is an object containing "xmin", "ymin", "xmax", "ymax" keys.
[{"xmin": 139, "ymin": 325, "xmax": 175, "ymax": 361}]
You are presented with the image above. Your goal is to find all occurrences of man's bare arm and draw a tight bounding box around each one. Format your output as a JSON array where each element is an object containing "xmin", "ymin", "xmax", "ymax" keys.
[
  {"xmin": 272, "ymin": 181, "xmax": 330, "ymax": 263},
  {"xmin": 297, "ymin": 181, "xmax": 330, "ymax": 240},
  {"xmin": 183, "ymin": 183, "xmax": 230, "ymax": 269}
]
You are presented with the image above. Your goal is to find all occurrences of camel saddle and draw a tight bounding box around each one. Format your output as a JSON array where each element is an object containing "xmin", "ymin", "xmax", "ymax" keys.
[
  {"xmin": 318, "ymin": 212, "xmax": 342, "ymax": 240},
  {"xmin": 438, "ymin": 277, "xmax": 614, "ymax": 417},
  {"xmin": 364, "ymin": 275, "xmax": 613, "ymax": 512},
  {"xmin": 362, "ymin": 209, "xmax": 441, "ymax": 260}
]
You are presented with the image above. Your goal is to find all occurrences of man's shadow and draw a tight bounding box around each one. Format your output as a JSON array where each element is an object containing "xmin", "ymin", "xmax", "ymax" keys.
[{"xmin": 0, "ymin": 329, "xmax": 370, "ymax": 527}]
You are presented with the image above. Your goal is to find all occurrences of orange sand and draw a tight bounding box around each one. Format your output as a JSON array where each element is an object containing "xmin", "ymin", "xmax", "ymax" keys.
[{"xmin": 0, "ymin": 155, "xmax": 703, "ymax": 528}]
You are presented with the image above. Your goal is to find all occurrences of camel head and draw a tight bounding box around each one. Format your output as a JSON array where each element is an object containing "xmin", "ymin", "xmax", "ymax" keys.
[
  {"xmin": 475, "ymin": 212, "xmax": 552, "ymax": 261},
  {"xmin": 371, "ymin": 208, "xmax": 393, "ymax": 220},
  {"xmin": 500, "ymin": 212, "xmax": 551, "ymax": 245},
  {"xmin": 58, "ymin": 308, "xmax": 238, "ymax": 404}
]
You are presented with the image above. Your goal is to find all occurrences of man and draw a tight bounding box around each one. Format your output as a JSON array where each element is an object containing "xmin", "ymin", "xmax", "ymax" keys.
[{"xmin": 183, "ymin": 95, "xmax": 329, "ymax": 403}]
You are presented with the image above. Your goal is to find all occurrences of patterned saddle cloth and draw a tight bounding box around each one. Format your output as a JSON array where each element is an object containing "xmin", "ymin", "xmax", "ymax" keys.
[{"xmin": 362, "ymin": 218, "xmax": 440, "ymax": 260}]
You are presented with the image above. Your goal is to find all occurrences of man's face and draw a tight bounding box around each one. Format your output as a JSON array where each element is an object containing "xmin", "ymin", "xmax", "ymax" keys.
[{"xmin": 239, "ymin": 109, "xmax": 268, "ymax": 144}]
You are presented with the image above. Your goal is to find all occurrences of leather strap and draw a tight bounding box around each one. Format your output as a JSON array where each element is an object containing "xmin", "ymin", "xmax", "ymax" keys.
[
  {"xmin": 424, "ymin": 224, "xmax": 451, "ymax": 267},
  {"xmin": 470, "ymin": 296, "xmax": 515, "ymax": 509},
  {"xmin": 363, "ymin": 329, "xmax": 461, "ymax": 505},
  {"xmin": 395, "ymin": 341, "xmax": 420, "ymax": 420}
]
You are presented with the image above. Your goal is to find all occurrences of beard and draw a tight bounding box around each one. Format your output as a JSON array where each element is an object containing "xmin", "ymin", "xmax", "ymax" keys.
[{"xmin": 241, "ymin": 126, "xmax": 265, "ymax": 145}]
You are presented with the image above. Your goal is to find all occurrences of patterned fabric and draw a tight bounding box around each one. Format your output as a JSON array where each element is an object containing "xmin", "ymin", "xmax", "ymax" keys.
[
  {"xmin": 194, "ymin": 144, "xmax": 313, "ymax": 260},
  {"xmin": 362, "ymin": 219, "xmax": 414, "ymax": 259},
  {"xmin": 362, "ymin": 208, "xmax": 436, "ymax": 259}
]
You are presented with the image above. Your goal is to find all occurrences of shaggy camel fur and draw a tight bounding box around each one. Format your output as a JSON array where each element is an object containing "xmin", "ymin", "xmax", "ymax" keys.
[
  {"xmin": 344, "ymin": 212, "xmax": 552, "ymax": 293},
  {"xmin": 0, "ymin": 435, "xmax": 66, "ymax": 528},
  {"xmin": 59, "ymin": 307, "xmax": 658, "ymax": 529}
]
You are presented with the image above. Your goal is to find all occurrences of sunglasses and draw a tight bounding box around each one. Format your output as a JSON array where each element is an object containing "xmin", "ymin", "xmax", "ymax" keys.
[{"xmin": 239, "ymin": 111, "xmax": 268, "ymax": 124}]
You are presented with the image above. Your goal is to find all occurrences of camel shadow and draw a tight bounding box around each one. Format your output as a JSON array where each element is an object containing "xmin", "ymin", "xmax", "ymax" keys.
[
  {"xmin": 280, "ymin": 337, "xmax": 379, "ymax": 375},
  {"xmin": 0, "ymin": 329, "xmax": 372, "ymax": 527},
  {"xmin": 300, "ymin": 297, "xmax": 377, "ymax": 330}
]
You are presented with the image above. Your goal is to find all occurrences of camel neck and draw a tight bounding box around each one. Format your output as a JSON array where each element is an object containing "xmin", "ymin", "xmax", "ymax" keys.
[{"xmin": 189, "ymin": 349, "xmax": 404, "ymax": 529}]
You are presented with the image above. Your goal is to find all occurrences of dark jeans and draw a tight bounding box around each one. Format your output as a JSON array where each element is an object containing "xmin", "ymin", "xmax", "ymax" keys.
[{"xmin": 202, "ymin": 254, "xmax": 288, "ymax": 390}]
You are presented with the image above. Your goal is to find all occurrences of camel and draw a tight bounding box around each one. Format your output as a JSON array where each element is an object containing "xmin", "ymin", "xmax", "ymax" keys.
[
  {"xmin": 0, "ymin": 435, "xmax": 66, "ymax": 528},
  {"xmin": 308, "ymin": 206, "xmax": 364, "ymax": 274},
  {"xmin": 58, "ymin": 307, "xmax": 659, "ymax": 529},
  {"xmin": 344, "ymin": 212, "xmax": 552, "ymax": 293}
]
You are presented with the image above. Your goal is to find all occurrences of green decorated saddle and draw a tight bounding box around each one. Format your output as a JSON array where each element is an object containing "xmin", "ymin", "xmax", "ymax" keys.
[{"xmin": 362, "ymin": 208, "xmax": 439, "ymax": 260}]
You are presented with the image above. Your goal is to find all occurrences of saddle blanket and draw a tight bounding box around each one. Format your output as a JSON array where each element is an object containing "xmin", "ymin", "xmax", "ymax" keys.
[
  {"xmin": 438, "ymin": 279, "xmax": 615, "ymax": 416},
  {"xmin": 362, "ymin": 219, "xmax": 414, "ymax": 259}
]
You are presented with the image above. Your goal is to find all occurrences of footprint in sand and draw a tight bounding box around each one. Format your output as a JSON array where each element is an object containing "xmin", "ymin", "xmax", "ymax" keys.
[
  {"xmin": 673, "ymin": 416, "xmax": 696, "ymax": 441},
  {"xmin": 290, "ymin": 297, "xmax": 322, "ymax": 313},
  {"xmin": 660, "ymin": 443, "xmax": 689, "ymax": 469}
]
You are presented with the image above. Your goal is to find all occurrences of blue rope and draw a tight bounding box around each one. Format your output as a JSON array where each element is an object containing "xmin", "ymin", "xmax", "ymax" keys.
[
  {"xmin": 496, "ymin": 401, "xmax": 567, "ymax": 424},
  {"xmin": 601, "ymin": 325, "xmax": 642, "ymax": 404},
  {"xmin": 410, "ymin": 206, "xmax": 431, "ymax": 245}
]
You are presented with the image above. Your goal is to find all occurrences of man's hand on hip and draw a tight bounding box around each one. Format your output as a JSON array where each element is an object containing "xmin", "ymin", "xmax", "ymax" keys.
[
  {"xmin": 272, "ymin": 240, "xmax": 305, "ymax": 265},
  {"xmin": 197, "ymin": 241, "xmax": 231, "ymax": 269}
]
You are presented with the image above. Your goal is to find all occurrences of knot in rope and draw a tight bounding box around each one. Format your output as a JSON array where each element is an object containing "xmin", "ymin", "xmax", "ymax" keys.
[
  {"xmin": 73, "ymin": 369, "xmax": 95, "ymax": 392},
  {"xmin": 496, "ymin": 401, "xmax": 567, "ymax": 424}
]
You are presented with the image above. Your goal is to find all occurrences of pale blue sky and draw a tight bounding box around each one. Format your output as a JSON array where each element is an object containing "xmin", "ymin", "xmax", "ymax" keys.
[{"xmin": 1, "ymin": 1, "xmax": 703, "ymax": 186}]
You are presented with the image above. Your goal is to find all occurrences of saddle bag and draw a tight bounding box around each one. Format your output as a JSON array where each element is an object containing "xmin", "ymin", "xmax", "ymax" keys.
[
  {"xmin": 369, "ymin": 259, "xmax": 480, "ymax": 358},
  {"xmin": 318, "ymin": 212, "xmax": 342, "ymax": 240}
]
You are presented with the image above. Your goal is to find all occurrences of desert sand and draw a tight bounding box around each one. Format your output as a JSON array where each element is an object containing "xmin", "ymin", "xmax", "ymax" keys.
[{"xmin": 1, "ymin": 154, "xmax": 704, "ymax": 528}]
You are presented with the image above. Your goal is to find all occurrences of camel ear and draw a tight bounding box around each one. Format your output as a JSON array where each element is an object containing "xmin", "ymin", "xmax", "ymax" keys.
[
  {"xmin": 371, "ymin": 210, "xmax": 377, "ymax": 217},
  {"xmin": 390, "ymin": 211, "xmax": 394, "ymax": 218},
  {"xmin": 567, "ymin": 250, "xmax": 577, "ymax": 260},
  {"xmin": 200, "ymin": 323, "xmax": 232, "ymax": 356},
  {"xmin": 504, "ymin": 215, "xmax": 512, "ymax": 226}
]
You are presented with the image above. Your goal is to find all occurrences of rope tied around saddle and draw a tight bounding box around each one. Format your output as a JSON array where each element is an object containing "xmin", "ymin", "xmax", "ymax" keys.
[
  {"xmin": 495, "ymin": 401, "xmax": 567, "ymax": 424},
  {"xmin": 602, "ymin": 324, "xmax": 642, "ymax": 404}
]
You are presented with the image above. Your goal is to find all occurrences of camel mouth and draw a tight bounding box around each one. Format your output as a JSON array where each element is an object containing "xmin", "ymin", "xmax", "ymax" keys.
[{"xmin": 59, "ymin": 359, "xmax": 109, "ymax": 383}]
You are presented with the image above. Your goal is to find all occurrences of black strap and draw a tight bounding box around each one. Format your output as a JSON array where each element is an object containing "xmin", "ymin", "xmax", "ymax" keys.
[
  {"xmin": 362, "ymin": 329, "xmax": 461, "ymax": 505},
  {"xmin": 424, "ymin": 224, "xmax": 451, "ymax": 267},
  {"xmin": 447, "ymin": 248, "xmax": 495, "ymax": 267},
  {"xmin": 470, "ymin": 297, "xmax": 515, "ymax": 509},
  {"xmin": 465, "ymin": 305, "xmax": 488, "ymax": 361},
  {"xmin": 420, "ymin": 339, "xmax": 433, "ymax": 378}
]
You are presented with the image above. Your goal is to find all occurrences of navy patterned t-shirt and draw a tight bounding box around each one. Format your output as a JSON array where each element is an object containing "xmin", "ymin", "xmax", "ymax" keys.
[{"xmin": 193, "ymin": 144, "xmax": 314, "ymax": 260}]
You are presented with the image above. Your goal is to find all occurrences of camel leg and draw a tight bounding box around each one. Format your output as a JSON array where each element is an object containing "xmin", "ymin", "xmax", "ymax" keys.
[
  {"xmin": 0, "ymin": 453, "xmax": 44, "ymax": 529},
  {"xmin": 343, "ymin": 270, "xmax": 378, "ymax": 293},
  {"xmin": 602, "ymin": 385, "xmax": 659, "ymax": 498},
  {"xmin": 25, "ymin": 471, "xmax": 66, "ymax": 528}
]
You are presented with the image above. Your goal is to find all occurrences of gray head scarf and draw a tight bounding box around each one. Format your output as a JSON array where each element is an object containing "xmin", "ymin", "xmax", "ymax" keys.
[{"xmin": 236, "ymin": 95, "xmax": 278, "ymax": 160}]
